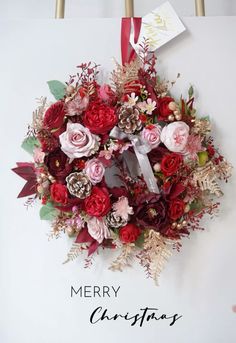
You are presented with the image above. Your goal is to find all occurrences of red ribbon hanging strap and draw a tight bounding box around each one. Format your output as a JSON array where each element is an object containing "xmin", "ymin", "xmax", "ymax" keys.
[{"xmin": 121, "ymin": 17, "xmax": 142, "ymax": 65}]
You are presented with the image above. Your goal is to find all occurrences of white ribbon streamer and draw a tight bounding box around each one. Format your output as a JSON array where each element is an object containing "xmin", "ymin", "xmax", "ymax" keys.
[{"xmin": 110, "ymin": 126, "xmax": 160, "ymax": 194}]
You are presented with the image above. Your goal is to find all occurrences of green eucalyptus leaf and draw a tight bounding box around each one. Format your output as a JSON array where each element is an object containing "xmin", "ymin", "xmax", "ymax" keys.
[
  {"xmin": 40, "ymin": 202, "xmax": 58, "ymax": 221},
  {"xmin": 21, "ymin": 136, "xmax": 40, "ymax": 155},
  {"xmin": 135, "ymin": 232, "xmax": 145, "ymax": 248},
  {"xmin": 47, "ymin": 80, "xmax": 66, "ymax": 100},
  {"xmin": 188, "ymin": 85, "xmax": 194, "ymax": 99}
]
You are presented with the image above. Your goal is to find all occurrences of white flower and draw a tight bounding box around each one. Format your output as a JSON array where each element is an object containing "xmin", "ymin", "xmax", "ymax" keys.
[
  {"xmin": 87, "ymin": 217, "xmax": 110, "ymax": 243},
  {"xmin": 112, "ymin": 196, "xmax": 133, "ymax": 221},
  {"xmin": 160, "ymin": 121, "xmax": 189, "ymax": 153},
  {"xmin": 126, "ymin": 92, "xmax": 139, "ymax": 107},
  {"xmin": 59, "ymin": 122, "xmax": 100, "ymax": 160},
  {"xmin": 137, "ymin": 98, "xmax": 156, "ymax": 115},
  {"xmin": 145, "ymin": 98, "xmax": 156, "ymax": 115}
]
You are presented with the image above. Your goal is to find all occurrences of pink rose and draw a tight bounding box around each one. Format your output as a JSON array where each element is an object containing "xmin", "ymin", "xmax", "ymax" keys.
[
  {"xmin": 160, "ymin": 121, "xmax": 189, "ymax": 153},
  {"xmin": 141, "ymin": 124, "xmax": 162, "ymax": 149},
  {"xmin": 87, "ymin": 217, "xmax": 110, "ymax": 243},
  {"xmin": 59, "ymin": 122, "xmax": 100, "ymax": 160},
  {"xmin": 84, "ymin": 158, "xmax": 105, "ymax": 185}
]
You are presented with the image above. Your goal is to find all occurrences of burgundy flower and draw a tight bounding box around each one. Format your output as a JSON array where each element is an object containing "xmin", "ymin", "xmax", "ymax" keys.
[
  {"xmin": 45, "ymin": 148, "xmax": 72, "ymax": 179},
  {"xmin": 135, "ymin": 193, "xmax": 169, "ymax": 232}
]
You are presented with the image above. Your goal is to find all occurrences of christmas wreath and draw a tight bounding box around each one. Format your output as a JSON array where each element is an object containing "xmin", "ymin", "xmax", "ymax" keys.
[{"xmin": 13, "ymin": 41, "xmax": 232, "ymax": 284}]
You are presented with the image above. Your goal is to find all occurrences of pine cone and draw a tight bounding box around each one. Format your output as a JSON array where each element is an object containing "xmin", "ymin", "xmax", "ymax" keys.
[
  {"xmin": 118, "ymin": 107, "xmax": 142, "ymax": 134},
  {"xmin": 66, "ymin": 172, "xmax": 92, "ymax": 199},
  {"xmin": 105, "ymin": 211, "xmax": 127, "ymax": 229}
]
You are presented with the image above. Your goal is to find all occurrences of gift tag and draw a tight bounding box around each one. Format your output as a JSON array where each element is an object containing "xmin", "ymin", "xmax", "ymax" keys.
[{"xmin": 130, "ymin": 1, "xmax": 186, "ymax": 52}]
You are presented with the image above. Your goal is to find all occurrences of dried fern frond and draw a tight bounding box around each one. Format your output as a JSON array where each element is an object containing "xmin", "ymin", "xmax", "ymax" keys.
[
  {"xmin": 192, "ymin": 161, "xmax": 223, "ymax": 197},
  {"xmin": 137, "ymin": 230, "xmax": 173, "ymax": 285},
  {"xmin": 192, "ymin": 118, "xmax": 211, "ymax": 135},
  {"xmin": 109, "ymin": 243, "xmax": 135, "ymax": 272},
  {"xmin": 32, "ymin": 96, "xmax": 48, "ymax": 132},
  {"xmin": 216, "ymin": 159, "xmax": 233, "ymax": 181},
  {"xmin": 63, "ymin": 242, "xmax": 88, "ymax": 264},
  {"xmin": 110, "ymin": 58, "xmax": 140, "ymax": 97}
]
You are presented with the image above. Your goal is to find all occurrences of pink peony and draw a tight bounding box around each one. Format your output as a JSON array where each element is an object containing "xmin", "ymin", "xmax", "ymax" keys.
[
  {"xmin": 160, "ymin": 121, "xmax": 189, "ymax": 153},
  {"xmin": 141, "ymin": 124, "xmax": 162, "ymax": 149},
  {"xmin": 59, "ymin": 122, "xmax": 100, "ymax": 160},
  {"xmin": 84, "ymin": 158, "xmax": 105, "ymax": 185},
  {"xmin": 87, "ymin": 217, "xmax": 110, "ymax": 243}
]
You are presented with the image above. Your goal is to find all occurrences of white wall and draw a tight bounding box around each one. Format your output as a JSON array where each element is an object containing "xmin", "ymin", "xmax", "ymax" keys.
[
  {"xmin": 0, "ymin": 0, "xmax": 236, "ymax": 19},
  {"xmin": 0, "ymin": 16, "xmax": 236, "ymax": 343}
]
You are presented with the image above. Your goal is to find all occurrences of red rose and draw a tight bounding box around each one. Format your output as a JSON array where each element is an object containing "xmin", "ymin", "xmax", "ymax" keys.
[
  {"xmin": 84, "ymin": 186, "xmax": 111, "ymax": 217},
  {"xmin": 83, "ymin": 100, "xmax": 117, "ymax": 135},
  {"xmin": 161, "ymin": 153, "xmax": 183, "ymax": 177},
  {"xmin": 43, "ymin": 101, "xmax": 65, "ymax": 130},
  {"xmin": 169, "ymin": 198, "xmax": 185, "ymax": 220},
  {"xmin": 50, "ymin": 183, "xmax": 68, "ymax": 204},
  {"xmin": 158, "ymin": 96, "xmax": 175, "ymax": 120},
  {"xmin": 119, "ymin": 224, "xmax": 141, "ymax": 243}
]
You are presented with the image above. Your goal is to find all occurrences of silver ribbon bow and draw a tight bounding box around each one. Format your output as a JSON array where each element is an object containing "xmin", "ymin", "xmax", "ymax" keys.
[{"xmin": 110, "ymin": 126, "xmax": 160, "ymax": 194}]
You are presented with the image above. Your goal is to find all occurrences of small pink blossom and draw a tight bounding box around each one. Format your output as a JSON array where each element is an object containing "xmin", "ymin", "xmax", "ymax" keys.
[
  {"xmin": 112, "ymin": 196, "xmax": 133, "ymax": 221},
  {"xmin": 98, "ymin": 84, "xmax": 113, "ymax": 102},
  {"xmin": 33, "ymin": 147, "xmax": 45, "ymax": 164},
  {"xmin": 66, "ymin": 93, "xmax": 89, "ymax": 116},
  {"xmin": 183, "ymin": 134, "xmax": 203, "ymax": 159},
  {"xmin": 84, "ymin": 158, "xmax": 105, "ymax": 185},
  {"xmin": 99, "ymin": 150, "xmax": 113, "ymax": 160},
  {"xmin": 119, "ymin": 142, "xmax": 132, "ymax": 154},
  {"xmin": 87, "ymin": 217, "xmax": 110, "ymax": 243}
]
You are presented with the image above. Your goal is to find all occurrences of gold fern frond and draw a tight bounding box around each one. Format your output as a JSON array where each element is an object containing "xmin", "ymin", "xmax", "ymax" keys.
[
  {"xmin": 109, "ymin": 243, "xmax": 135, "ymax": 272},
  {"xmin": 138, "ymin": 230, "xmax": 173, "ymax": 285},
  {"xmin": 110, "ymin": 58, "xmax": 141, "ymax": 97},
  {"xmin": 63, "ymin": 242, "xmax": 88, "ymax": 265},
  {"xmin": 192, "ymin": 161, "xmax": 223, "ymax": 197}
]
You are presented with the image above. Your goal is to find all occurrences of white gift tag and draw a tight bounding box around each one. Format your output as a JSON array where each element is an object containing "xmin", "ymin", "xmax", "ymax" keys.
[{"xmin": 130, "ymin": 1, "xmax": 186, "ymax": 52}]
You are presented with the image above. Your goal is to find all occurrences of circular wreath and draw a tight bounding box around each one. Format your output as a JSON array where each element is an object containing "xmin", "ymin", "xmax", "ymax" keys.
[{"xmin": 13, "ymin": 46, "xmax": 232, "ymax": 284}]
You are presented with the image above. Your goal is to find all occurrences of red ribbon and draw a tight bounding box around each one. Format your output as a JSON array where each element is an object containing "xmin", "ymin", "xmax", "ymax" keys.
[{"xmin": 121, "ymin": 17, "xmax": 142, "ymax": 65}]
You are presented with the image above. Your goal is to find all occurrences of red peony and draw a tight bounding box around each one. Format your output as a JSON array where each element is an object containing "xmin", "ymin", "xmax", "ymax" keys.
[
  {"xmin": 43, "ymin": 101, "xmax": 65, "ymax": 130},
  {"xmin": 45, "ymin": 148, "xmax": 72, "ymax": 179},
  {"xmin": 119, "ymin": 224, "xmax": 141, "ymax": 243},
  {"xmin": 83, "ymin": 100, "xmax": 117, "ymax": 135},
  {"xmin": 50, "ymin": 183, "xmax": 68, "ymax": 204},
  {"xmin": 84, "ymin": 186, "xmax": 111, "ymax": 217},
  {"xmin": 169, "ymin": 198, "xmax": 185, "ymax": 220},
  {"xmin": 161, "ymin": 153, "xmax": 183, "ymax": 177},
  {"xmin": 158, "ymin": 96, "xmax": 175, "ymax": 120}
]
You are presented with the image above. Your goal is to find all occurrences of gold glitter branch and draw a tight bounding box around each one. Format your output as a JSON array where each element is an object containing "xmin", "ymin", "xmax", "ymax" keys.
[
  {"xmin": 109, "ymin": 243, "xmax": 135, "ymax": 272},
  {"xmin": 138, "ymin": 230, "xmax": 173, "ymax": 285},
  {"xmin": 63, "ymin": 242, "xmax": 88, "ymax": 264}
]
